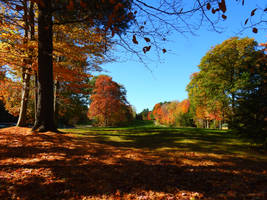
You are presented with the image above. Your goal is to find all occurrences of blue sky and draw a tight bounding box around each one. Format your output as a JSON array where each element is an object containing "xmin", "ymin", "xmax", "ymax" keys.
[{"xmin": 98, "ymin": 0, "xmax": 266, "ymax": 113}]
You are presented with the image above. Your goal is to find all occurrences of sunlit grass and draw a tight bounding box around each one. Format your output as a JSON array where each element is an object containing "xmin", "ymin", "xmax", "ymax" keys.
[
  {"xmin": 60, "ymin": 121, "xmax": 267, "ymax": 160},
  {"xmin": 174, "ymin": 139, "xmax": 198, "ymax": 144}
]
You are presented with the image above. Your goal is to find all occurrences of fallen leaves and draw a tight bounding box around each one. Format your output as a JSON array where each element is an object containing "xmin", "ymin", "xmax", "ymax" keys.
[{"xmin": 0, "ymin": 127, "xmax": 267, "ymax": 199}]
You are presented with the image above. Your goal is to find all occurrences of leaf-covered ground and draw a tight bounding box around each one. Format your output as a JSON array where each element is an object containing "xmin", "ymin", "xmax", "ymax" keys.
[{"xmin": 0, "ymin": 126, "xmax": 267, "ymax": 200}]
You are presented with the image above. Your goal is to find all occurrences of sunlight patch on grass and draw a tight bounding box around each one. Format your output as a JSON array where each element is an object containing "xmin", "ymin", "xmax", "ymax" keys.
[
  {"xmin": 174, "ymin": 139, "xmax": 198, "ymax": 144},
  {"xmin": 59, "ymin": 124, "xmax": 267, "ymax": 160},
  {"xmin": 222, "ymin": 139, "xmax": 250, "ymax": 146},
  {"xmin": 106, "ymin": 135, "xmax": 134, "ymax": 143},
  {"xmin": 60, "ymin": 128, "xmax": 91, "ymax": 134},
  {"xmin": 68, "ymin": 133, "xmax": 95, "ymax": 138}
]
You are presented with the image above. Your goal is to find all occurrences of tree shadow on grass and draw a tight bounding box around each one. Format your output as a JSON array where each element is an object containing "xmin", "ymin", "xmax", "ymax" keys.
[
  {"xmin": 71, "ymin": 128, "xmax": 261, "ymax": 157},
  {"xmin": 0, "ymin": 127, "xmax": 267, "ymax": 199}
]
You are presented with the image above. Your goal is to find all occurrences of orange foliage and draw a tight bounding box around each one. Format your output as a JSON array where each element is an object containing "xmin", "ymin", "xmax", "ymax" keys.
[
  {"xmin": 152, "ymin": 100, "xmax": 191, "ymax": 126},
  {"xmin": 147, "ymin": 111, "xmax": 152, "ymax": 120},
  {"xmin": 152, "ymin": 103, "xmax": 164, "ymax": 123},
  {"xmin": 0, "ymin": 14, "xmax": 109, "ymax": 121},
  {"xmin": 195, "ymin": 103, "xmax": 222, "ymax": 121},
  {"xmin": 0, "ymin": 79, "xmax": 22, "ymax": 117},
  {"xmin": 180, "ymin": 99, "xmax": 190, "ymax": 113},
  {"xmin": 88, "ymin": 75, "xmax": 132, "ymax": 126}
]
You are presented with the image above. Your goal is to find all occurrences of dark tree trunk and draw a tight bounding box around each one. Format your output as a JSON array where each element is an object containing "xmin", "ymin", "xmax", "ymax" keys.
[{"xmin": 32, "ymin": 0, "xmax": 57, "ymax": 132}]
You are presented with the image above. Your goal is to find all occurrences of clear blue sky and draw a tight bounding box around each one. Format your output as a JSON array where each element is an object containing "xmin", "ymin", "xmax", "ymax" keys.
[{"xmin": 97, "ymin": 0, "xmax": 266, "ymax": 113}]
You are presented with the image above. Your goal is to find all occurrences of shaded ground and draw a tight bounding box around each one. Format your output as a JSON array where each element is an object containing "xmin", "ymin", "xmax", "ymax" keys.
[{"xmin": 0, "ymin": 125, "xmax": 267, "ymax": 200}]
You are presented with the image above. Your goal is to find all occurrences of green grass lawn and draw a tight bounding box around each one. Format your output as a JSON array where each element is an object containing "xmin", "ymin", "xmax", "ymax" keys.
[{"xmin": 62, "ymin": 120, "xmax": 267, "ymax": 160}]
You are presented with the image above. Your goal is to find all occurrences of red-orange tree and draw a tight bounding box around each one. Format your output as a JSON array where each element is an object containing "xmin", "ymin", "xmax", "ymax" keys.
[
  {"xmin": 88, "ymin": 75, "xmax": 133, "ymax": 127},
  {"xmin": 152, "ymin": 100, "xmax": 192, "ymax": 127}
]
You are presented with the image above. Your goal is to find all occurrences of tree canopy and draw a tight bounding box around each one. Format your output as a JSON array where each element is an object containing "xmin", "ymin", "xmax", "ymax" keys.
[
  {"xmin": 187, "ymin": 37, "xmax": 267, "ymax": 133},
  {"xmin": 88, "ymin": 75, "xmax": 133, "ymax": 126}
]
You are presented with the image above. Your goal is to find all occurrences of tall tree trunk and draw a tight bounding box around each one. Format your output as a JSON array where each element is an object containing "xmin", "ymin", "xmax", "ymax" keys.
[
  {"xmin": 34, "ymin": 72, "xmax": 38, "ymax": 123},
  {"xmin": 17, "ymin": 0, "xmax": 30, "ymax": 127},
  {"xmin": 231, "ymin": 92, "xmax": 236, "ymax": 126},
  {"xmin": 54, "ymin": 78, "xmax": 59, "ymax": 126},
  {"xmin": 28, "ymin": 1, "xmax": 38, "ymax": 125},
  {"xmin": 17, "ymin": 70, "xmax": 31, "ymax": 126},
  {"xmin": 32, "ymin": 0, "xmax": 57, "ymax": 132}
]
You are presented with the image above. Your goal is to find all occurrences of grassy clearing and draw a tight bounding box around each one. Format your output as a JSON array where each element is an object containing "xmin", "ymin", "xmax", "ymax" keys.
[
  {"xmin": 62, "ymin": 121, "xmax": 266, "ymax": 159},
  {"xmin": 0, "ymin": 123, "xmax": 267, "ymax": 200}
]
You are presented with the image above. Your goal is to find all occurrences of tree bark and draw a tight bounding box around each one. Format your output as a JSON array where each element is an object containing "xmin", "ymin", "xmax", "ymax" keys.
[
  {"xmin": 32, "ymin": 0, "xmax": 57, "ymax": 132},
  {"xmin": 34, "ymin": 72, "xmax": 38, "ymax": 124},
  {"xmin": 17, "ymin": 70, "xmax": 31, "ymax": 126},
  {"xmin": 28, "ymin": 1, "xmax": 38, "ymax": 126},
  {"xmin": 17, "ymin": 0, "xmax": 30, "ymax": 127},
  {"xmin": 54, "ymin": 78, "xmax": 59, "ymax": 125}
]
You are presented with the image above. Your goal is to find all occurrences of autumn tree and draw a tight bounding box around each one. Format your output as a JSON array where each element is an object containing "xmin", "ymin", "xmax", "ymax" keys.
[
  {"xmin": 232, "ymin": 42, "xmax": 267, "ymax": 136},
  {"xmin": 152, "ymin": 103, "xmax": 164, "ymax": 124},
  {"xmin": 0, "ymin": 0, "xmax": 132, "ymax": 131},
  {"xmin": 187, "ymin": 72, "xmax": 224, "ymax": 128},
  {"xmin": 0, "ymin": 24, "xmax": 110, "ymax": 126},
  {"xmin": 136, "ymin": 108, "xmax": 150, "ymax": 120},
  {"xmin": 33, "ymin": 0, "xmax": 133, "ymax": 131},
  {"xmin": 0, "ymin": 1, "xmax": 36, "ymax": 126},
  {"xmin": 52, "ymin": 22, "xmax": 113, "ymax": 126},
  {"xmin": 151, "ymin": 100, "xmax": 192, "ymax": 127},
  {"xmin": 16, "ymin": 0, "xmax": 35, "ymax": 127},
  {"xmin": 0, "ymin": 1, "xmax": 116, "ymax": 128},
  {"xmin": 88, "ymin": 75, "xmax": 133, "ymax": 127},
  {"xmin": 173, "ymin": 99, "xmax": 193, "ymax": 127},
  {"xmin": 187, "ymin": 37, "xmax": 265, "ymax": 131}
]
